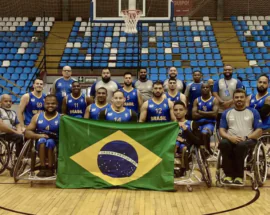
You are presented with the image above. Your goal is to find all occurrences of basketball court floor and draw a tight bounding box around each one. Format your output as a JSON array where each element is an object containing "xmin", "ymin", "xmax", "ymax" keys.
[{"xmin": 0, "ymin": 168, "xmax": 269, "ymax": 215}]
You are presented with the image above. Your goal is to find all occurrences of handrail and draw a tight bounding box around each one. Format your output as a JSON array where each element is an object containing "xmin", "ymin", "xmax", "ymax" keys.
[
  {"xmin": 0, "ymin": 75, "xmax": 22, "ymax": 90},
  {"xmin": 0, "ymin": 85, "xmax": 21, "ymax": 98}
]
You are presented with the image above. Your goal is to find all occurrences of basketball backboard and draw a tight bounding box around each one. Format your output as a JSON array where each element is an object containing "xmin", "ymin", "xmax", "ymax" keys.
[{"xmin": 90, "ymin": 0, "xmax": 174, "ymax": 23}]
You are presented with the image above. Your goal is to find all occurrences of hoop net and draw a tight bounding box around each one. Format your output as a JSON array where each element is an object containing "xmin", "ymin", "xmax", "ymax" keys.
[{"xmin": 121, "ymin": 9, "xmax": 142, "ymax": 34}]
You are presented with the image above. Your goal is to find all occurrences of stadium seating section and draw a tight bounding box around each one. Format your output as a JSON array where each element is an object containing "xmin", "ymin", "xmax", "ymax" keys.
[
  {"xmin": 0, "ymin": 17, "xmax": 54, "ymax": 103},
  {"xmin": 0, "ymin": 16, "xmax": 269, "ymax": 103}
]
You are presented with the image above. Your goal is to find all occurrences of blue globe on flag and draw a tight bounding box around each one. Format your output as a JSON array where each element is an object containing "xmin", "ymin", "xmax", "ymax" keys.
[{"xmin": 97, "ymin": 140, "xmax": 138, "ymax": 178}]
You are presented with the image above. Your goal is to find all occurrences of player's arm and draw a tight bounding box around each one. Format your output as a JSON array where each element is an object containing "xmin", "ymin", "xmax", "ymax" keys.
[
  {"xmin": 169, "ymin": 100, "xmax": 176, "ymax": 122},
  {"xmin": 84, "ymin": 105, "xmax": 91, "ymax": 119},
  {"xmin": 15, "ymin": 115, "xmax": 24, "ymax": 133},
  {"xmin": 180, "ymin": 93, "xmax": 187, "ymax": 106},
  {"xmin": 98, "ymin": 110, "xmax": 106, "ymax": 120},
  {"xmin": 198, "ymin": 99, "xmax": 219, "ymax": 118},
  {"xmin": 137, "ymin": 90, "xmax": 143, "ymax": 111},
  {"xmin": 257, "ymin": 96, "xmax": 270, "ymax": 120},
  {"xmin": 212, "ymin": 80, "xmax": 224, "ymax": 104},
  {"xmin": 184, "ymin": 84, "xmax": 190, "ymax": 104},
  {"xmin": 50, "ymin": 79, "xmax": 57, "ymax": 95},
  {"xmin": 139, "ymin": 101, "xmax": 148, "ymax": 122},
  {"xmin": 17, "ymin": 93, "xmax": 29, "ymax": 128},
  {"xmin": 0, "ymin": 119, "xmax": 20, "ymax": 134},
  {"xmin": 61, "ymin": 96, "xmax": 67, "ymax": 115},
  {"xmin": 89, "ymin": 82, "xmax": 97, "ymax": 102},
  {"xmin": 25, "ymin": 114, "xmax": 48, "ymax": 139},
  {"xmin": 246, "ymin": 95, "xmax": 251, "ymax": 107},
  {"xmin": 192, "ymin": 99, "xmax": 201, "ymax": 120}
]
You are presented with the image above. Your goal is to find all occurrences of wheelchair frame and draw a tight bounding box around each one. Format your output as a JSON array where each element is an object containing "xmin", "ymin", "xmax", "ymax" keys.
[
  {"xmin": 13, "ymin": 139, "xmax": 56, "ymax": 183},
  {"xmin": 174, "ymin": 145, "xmax": 212, "ymax": 192},
  {"xmin": 215, "ymin": 139, "xmax": 268, "ymax": 190},
  {"xmin": 0, "ymin": 137, "xmax": 10, "ymax": 174}
]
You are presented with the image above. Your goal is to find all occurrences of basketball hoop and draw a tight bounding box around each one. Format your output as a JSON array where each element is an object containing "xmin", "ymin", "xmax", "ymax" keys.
[{"xmin": 121, "ymin": 9, "xmax": 142, "ymax": 34}]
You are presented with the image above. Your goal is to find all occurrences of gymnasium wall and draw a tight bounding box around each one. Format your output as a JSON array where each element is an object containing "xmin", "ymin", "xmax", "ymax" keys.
[{"xmin": 0, "ymin": 0, "xmax": 269, "ymax": 20}]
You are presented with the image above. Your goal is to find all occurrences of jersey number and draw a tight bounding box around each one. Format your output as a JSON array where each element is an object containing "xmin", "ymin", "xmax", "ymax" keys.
[
  {"xmin": 45, "ymin": 125, "xmax": 50, "ymax": 131},
  {"xmin": 74, "ymin": 103, "xmax": 79, "ymax": 108},
  {"xmin": 36, "ymin": 102, "xmax": 43, "ymax": 108},
  {"xmin": 114, "ymin": 117, "xmax": 121, "ymax": 122},
  {"xmin": 155, "ymin": 108, "xmax": 162, "ymax": 114}
]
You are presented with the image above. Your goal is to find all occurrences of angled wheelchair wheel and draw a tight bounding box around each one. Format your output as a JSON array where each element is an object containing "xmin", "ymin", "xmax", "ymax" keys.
[
  {"xmin": 254, "ymin": 142, "xmax": 267, "ymax": 187},
  {"xmin": 195, "ymin": 147, "xmax": 212, "ymax": 188},
  {"xmin": 13, "ymin": 139, "xmax": 33, "ymax": 183},
  {"xmin": 6, "ymin": 142, "xmax": 16, "ymax": 176},
  {"xmin": 0, "ymin": 139, "xmax": 9, "ymax": 174}
]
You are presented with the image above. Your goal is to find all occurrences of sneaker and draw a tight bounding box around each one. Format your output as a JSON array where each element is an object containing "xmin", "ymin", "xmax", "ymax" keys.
[
  {"xmin": 45, "ymin": 169, "xmax": 54, "ymax": 177},
  {"xmin": 234, "ymin": 177, "xmax": 243, "ymax": 185},
  {"xmin": 37, "ymin": 169, "xmax": 46, "ymax": 177},
  {"xmin": 222, "ymin": 176, "xmax": 233, "ymax": 184}
]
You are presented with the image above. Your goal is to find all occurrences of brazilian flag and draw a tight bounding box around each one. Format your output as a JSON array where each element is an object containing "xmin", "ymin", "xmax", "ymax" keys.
[{"xmin": 56, "ymin": 116, "xmax": 179, "ymax": 191}]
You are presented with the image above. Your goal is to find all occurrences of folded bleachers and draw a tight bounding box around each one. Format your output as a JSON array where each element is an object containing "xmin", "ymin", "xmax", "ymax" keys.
[{"xmin": 0, "ymin": 17, "xmax": 55, "ymax": 103}]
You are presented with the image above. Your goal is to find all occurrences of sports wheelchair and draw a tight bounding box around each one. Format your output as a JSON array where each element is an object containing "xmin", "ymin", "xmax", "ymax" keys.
[
  {"xmin": 0, "ymin": 136, "xmax": 17, "ymax": 176},
  {"xmin": 215, "ymin": 138, "xmax": 268, "ymax": 190},
  {"xmin": 13, "ymin": 139, "xmax": 57, "ymax": 183},
  {"xmin": 257, "ymin": 130, "xmax": 270, "ymax": 168},
  {"xmin": 174, "ymin": 144, "xmax": 212, "ymax": 192}
]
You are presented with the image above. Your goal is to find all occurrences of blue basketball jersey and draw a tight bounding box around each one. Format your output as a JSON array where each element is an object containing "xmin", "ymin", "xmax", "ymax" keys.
[
  {"xmin": 90, "ymin": 103, "xmax": 110, "ymax": 120},
  {"xmin": 24, "ymin": 93, "xmax": 45, "ymax": 125},
  {"xmin": 166, "ymin": 91, "xmax": 181, "ymax": 102},
  {"xmin": 66, "ymin": 94, "xmax": 87, "ymax": 118},
  {"xmin": 186, "ymin": 82, "xmax": 202, "ymax": 110},
  {"xmin": 53, "ymin": 77, "xmax": 75, "ymax": 112},
  {"xmin": 250, "ymin": 93, "xmax": 270, "ymax": 129},
  {"xmin": 36, "ymin": 112, "xmax": 60, "ymax": 139},
  {"xmin": 120, "ymin": 88, "xmax": 139, "ymax": 113},
  {"xmin": 196, "ymin": 96, "xmax": 216, "ymax": 124},
  {"xmin": 105, "ymin": 107, "xmax": 132, "ymax": 122},
  {"xmin": 146, "ymin": 98, "xmax": 171, "ymax": 122}
]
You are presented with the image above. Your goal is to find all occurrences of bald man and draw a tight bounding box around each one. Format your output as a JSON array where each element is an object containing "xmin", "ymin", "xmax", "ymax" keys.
[
  {"xmin": 0, "ymin": 94, "xmax": 24, "ymax": 158},
  {"xmin": 51, "ymin": 66, "xmax": 76, "ymax": 113}
]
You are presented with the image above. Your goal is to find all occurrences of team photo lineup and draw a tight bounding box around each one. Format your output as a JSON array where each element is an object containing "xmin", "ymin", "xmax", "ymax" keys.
[
  {"xmin": 1, "ymin": 0, "xmax": 270, "ymax": 213},
  {"xmin": 0, "ymin": 65, "xmax": 269, "ymax": 186}
]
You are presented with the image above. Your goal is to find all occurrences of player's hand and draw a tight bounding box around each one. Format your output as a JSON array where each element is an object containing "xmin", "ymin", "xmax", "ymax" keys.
[
  {"xmin": 228, "ymin": 136, "xmax": 243, "ymax": 144},
  {"xmin": 21, "ymin": 127, "xmax": 26, "ymax": 133},
  {"xmin": 179, "ymin": 122, "xmax": 187, "ymax": 131},
  {"xmin": 14, "ymin": 130, "xmax": 23, "ymax": 135},
  {"xmin": 223, "ymin": 100, "xmax": 233, "ymax": 109},
  {"xmin": 39, "ymin": 134, "xmax": 49, "ymax": 139},
  {"xmin": 177, "ymin": 136, "xmax": 185, "ymax": 142}
]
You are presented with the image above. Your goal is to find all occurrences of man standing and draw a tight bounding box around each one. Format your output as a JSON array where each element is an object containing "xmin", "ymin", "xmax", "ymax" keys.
[
  {"xmin": 0, "ymin": 94, "xmax": 24, "ymax": 158},
  {"xmin": 163, "ymin": 67, "xmax": 185, "ymax": 93},
  {"xmin": 219, "ymin": 89, "xmax": 262, "ymax": 184},
  {"xmin": 165, "ymin": 78, "xmax": 186, "ymax": 104},
  {"xmin": 62, "ymin": 81, "xmax": 92, "ymax": 118},
  {"xmin": 120, "ymin": 72, "xmax": 143, "ymax": 114},
  {"xmin": 26, "ymin": 95, "xmax": 61, "ymax": 177},
  {"xmin": 90, "ymin": 68, "xmax": 121, "ymax": 103},
  {"xmin": 185, "ymin": 70, "xmax": 203, "ymax": 119},
  {"xmin": 134, "ymin": 68, "xmax": 153, "ymax": 102},
  {"xmin": 99, "ymin": 90, "xmax": 137, "ymax": 122},
  {"xmin": 213, "ymin": 65, "xmax": 243, "ymax": 128},
  {"xmin": 84, "ymin": 87, "xmax": 110, "ymax": 120},
  {"xmin": 51, "ymin": 66, "xmax": 76, "ymax": 113},
  {"xmin": 192, "ymin": 83, "xmax": 219, "ymax": 154},
  {"xmin": 247, "ymin": 74, "xmax": 270, "ymax": 131},
  {"xmin": 139, "ymin": 81, "xmax": 176, "ymax": 122},
  {"xmin": 18, "ymin": 78, "xmax": 45, "ymax": 128}
]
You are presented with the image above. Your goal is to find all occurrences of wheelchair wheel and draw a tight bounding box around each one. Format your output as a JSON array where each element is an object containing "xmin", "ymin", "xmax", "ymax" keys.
[
  {"xmin": 195, "ymin": 147, "xmax": 212, "ymax": 188},
  {"xmin": 6, "ymin": 142, "xmax": 16, "ymax": 176},
  {"xmin": 13, "ymin": 139, "xmax": 33, "ymax": 183},
  {"xmin": 253, "ymin": 142, "xmax": 267, "ymax": 187},
  {"xmin": 0, "ymin": 139, "xmax": 9, "ymax": 174},
  {"xmin": 215, "ymin": 150, "xmax": 224, "ymax": 187}
]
